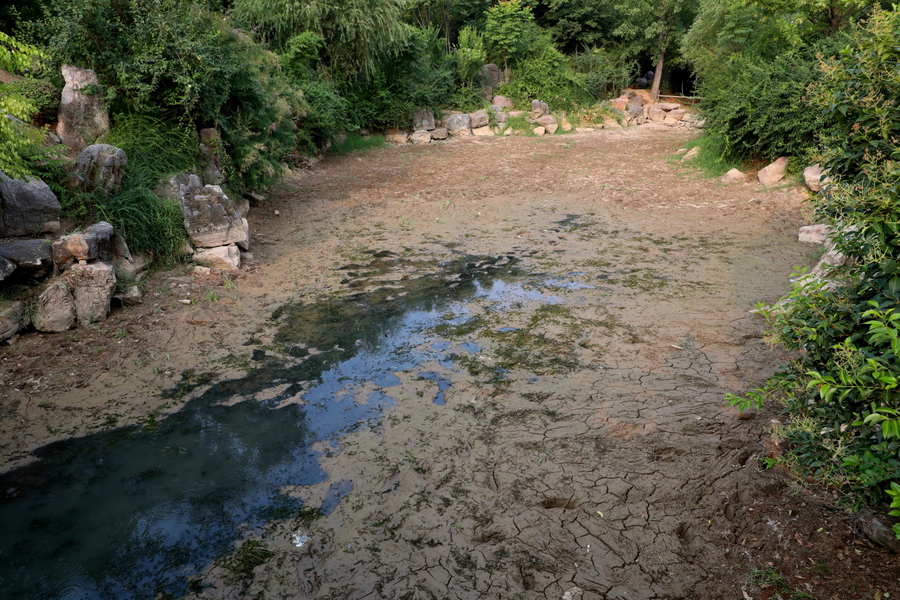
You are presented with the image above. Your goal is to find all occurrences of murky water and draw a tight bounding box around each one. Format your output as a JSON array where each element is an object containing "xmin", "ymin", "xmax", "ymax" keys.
[{"xmin": 0, "ymin": 254, "xmax": 562, "ymax": 600}]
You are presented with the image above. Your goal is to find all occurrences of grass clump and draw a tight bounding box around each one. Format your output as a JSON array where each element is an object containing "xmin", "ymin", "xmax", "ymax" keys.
[{"xmin": 329, "ymin": 133, "xmax": 386, "ymax": 156}]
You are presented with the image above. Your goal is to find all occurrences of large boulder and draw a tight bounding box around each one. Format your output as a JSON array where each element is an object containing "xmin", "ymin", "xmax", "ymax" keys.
[
  {"xmin": 445, "ymin": 113, "xmax": 472, "ymax": 137},
  {"xmin": 409, "ymin": 130, "xmax": 432, "ymax": 145},
  {"xmin": 492, "ymin": 95, "xmax": 514, "ymax": 110},
  {"xmin": 430, "ymin": 128, "xmax": 448, "ymax": 141},
  {"xmin": 52, "ymin": 221, "xmax": 114, "ymax": 270},
  {"xmin": 413, "ymin": 109, "xmax": 435, "ymax": 131},
  {"xmin": 67, "ymin": 261, "xmax": 116, "ymax": 325},
  {"xmin": 804, "ymin": 164, "xmax": 830, "ymax": 192},
  {"xmin": 194, "ymin": 244, "xmax": 241, "ymax": 270},
  {"xmin": 57, "ymin": 65, "xmax": 110, "ymax": 152},
  {"xmin": 72, "ymin": 144, "xmax": 127, "ymax": 195},
  {"xmin": 0, "ymin": 239, "xmax": 53, "ymax": 278},
  {"xmin": 181, "ymin": 185, "xmax": 250, "ymax": 250},
  {"xmin": 0, "ymin": 256, "xmax": 14, "ymax": 282},
  {"xmin": 0, "ymin": 171, "xmax": 61, "ymax": 238},
  {"xmin": 0, "ymin": 301, "xmax": 28, "ymax": 341},
  {"xmin": 469, "ymin": 109, "xmax": 490, "ymax": 128},
  {"xmin": 536, "ymin": 115, "xmax": 558, "ymax": 134},
  {"xmin": 758, "ymin": 157, "xmax": 789, "ymax": 186},
  {"xmin": 199, "ymin": 128, "xmax": 225, "ymax": 186},
  {"xmin": 33, "ymin": 281, "xmax": 76, "ymax": 333},
  {"xmin": 479, "ymin": 64, "xmax": 501, "ymax": 99}
]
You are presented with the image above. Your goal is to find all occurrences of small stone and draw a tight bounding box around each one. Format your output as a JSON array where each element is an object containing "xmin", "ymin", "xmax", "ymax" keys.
[
  {"xmin": 430, "ymin": 128, "xmax": 448, "ymax": 140},
  {"xmin": 113, "ymin": 285, "xmax": 143, "ymax": 306},
  {"xmin": 409, "ymin": 130, "xmax": 432, "ymax": 145},
  {"xmin": 681, "ymin": 147, "xmax": 700, "ymax": 162},
  {"xmin": 469, "ymin": 109, "xmax": 490, "ymax": 128},
  {"xmin": 721, "ymin": 168, "xmax": 747, "ymax": 184},
  {"xmin": 193, "ymin": 266, "xmax": 212, "ymax": 276},
  {"xmin": 533, "ymin": 126, "xmax": 546, "ymax": 136},
  {"xmin": 0, "ymin": 301, "xmax": 28, "ymax": 341},
  {"xmin": 798, "ymin": 224, "xmax": 832, "ymax": 244},
  {"xmin": 804, "ymin": 164, "xmax": 830, "ymax": 192},
  {"xmin": 857, "ymin": 510, "xmax": 900, "ymax": 553},
  {"xmin": 193, "ymin": 244, "xmax": 241, "ymax": 270},
  {"xmin": 472, "ymin": 126, "xmax": 493, "ymax": 136}
]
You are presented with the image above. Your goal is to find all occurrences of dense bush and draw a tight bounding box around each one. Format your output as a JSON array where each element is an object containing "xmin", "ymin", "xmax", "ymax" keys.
[
  {"xmin": 0, "ymin": 77, "xmax": 59, "ymax": 122},
  {"xmin": 729, "ymin": 10, "xmax": 900, "ymax": 514}
]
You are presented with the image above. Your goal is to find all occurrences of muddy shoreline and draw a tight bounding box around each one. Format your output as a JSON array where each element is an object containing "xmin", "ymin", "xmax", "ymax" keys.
[{"xmin": 3, "ymin": 125, "xmax": 899, "ymax": 599}]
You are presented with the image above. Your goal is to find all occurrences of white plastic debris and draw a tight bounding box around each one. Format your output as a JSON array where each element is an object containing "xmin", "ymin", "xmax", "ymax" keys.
[{"xmin": 292, "ymin": 532, "xmax": 310, "ymax": 547}]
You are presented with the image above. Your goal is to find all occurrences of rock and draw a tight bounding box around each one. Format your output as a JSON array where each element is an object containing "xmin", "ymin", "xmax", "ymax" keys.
[
  {"xmin": 154, "ymin": 171, "xmax": 192, "ymax": 203},
  {"xmin": 503, "ymin": 127, "xmax": 513, "ymax": 136},
  {"xmin": 409, "ymin": 130, "xmax": 432, "ymax": 145},
  {"xmin": 530, "ymin": 100, "xmax": 549, "ymax": 118},
  {"xmin": 430, "ymin": 128, "xmax": 448, "ymax": 141},
  {"xmin": 533, "ymin": 126, "xmax": 546, "ymax": 136},
  {"xmin": 192, "ymin": 266, "xmax": 212, "ymax": 276},
  {"xmin": 536, "ymin": 115, "xmax": 558, "ymax": 134},
  {"xmin": 67, "ymin": 261, "xmax": 116, "ymax": 325},
  {"xmin": 656, "ymin": 102, "xmax": 680, "ymax": 111},
  {"xmin": 857, "ymin": 510, "xmax": 900, "ymax": 553},
  {"xmin": 681, "ymin": 147, "xmax": 700, "ymax": 162},
  {"xmin": 758, "ymin": 157, "xmax": 789, "ymax": 186},
  {"xmin": 114, "ymin": 235, "xmax": 132, "ymax": 261},
  {"xmin": 799, "ymin": 224, "xmax": 832, "ymax": 244},
  {"xmin": 469, "ymin": 109, "xmax": 490, "ymax": 128},
  {"xmin": 445, "ymin": 114, "xmax": 471, "ymax": 137},
  {"xmin": 575, "ymin": 127, "xmax": 594, "ymax": 133},
  {"xmin": 648, "ymin": 107, "xmax": 667, "ymax": 122},
  {"xmin": 810, "ymin": 247, "xmax": 848, "ymax": 278},
  {"xmin": 413, "ymin": 109, "xmax": 435, "ymax": 131},
  {"xmin": 384, "ymin": 128, "xmax": 409, "ymax": 144},
  {"xmin": 0, "ymin": 256, "xmax": 14, "ymax": 282},
  {"xmin": 71, "ymin": 144, "xmax": 127, "ymax": 195},
  {"xmin": 665, "ymin": 108, "xmax": 687, "ymax": 121},
  {"xmin": 0, "ymin": 171, "xmax": 61, "ymax": 237},
  {"xmin": 181, "ymin": 185, "xmax": 250, "ymax": 250},
  {"xmin": 0, "ymin": 301, "xmax": 28, "ymax": 341},
  {"xmin": 721, "ymin": 168, "xmax": 747, "ymax": 184},
  {"xmin": 114, "ymin": 251, "xmax": 152, "ymax": 280},
  {"xmin": 471, "ymin": 126, "xmax": 493, "ymax": 136},
  {"xmin": 113, "ymin": 284, "xmax": 143, "ymax": 306},
  {"xmin": 493, "ymin": 111, "xmax": 509, "ymax": 125},
  {"xmin": 198, "ymin": 128, "xmax": 225, "ymax": 186},
  {"xmin": 57, "ymin": 65, "xmax": 110, "ymax": 152},
  {"xmin": 492, "ymin": 95, "xmax": 513, "ymax": 109},
  {"xmin": 560, "ymin": 117, "xmax": 573, "ymax": 132},
  {"xmin": 610, "ymin": 94, "xmax": 628, "ymax": 112},
  {"xmin": 33, "ymin": 281, "xmax": 76, "ymax": 333},
  {"xmin": 479, "ymin": 64, "xmax": 501, "ymax": 90},
  {"xmin": 194, "ymin": 244, "xmax": 241, "ymax": 270},
  {"xmin": 804, "ymin": 164, "xmax": 830, "ymax": 192},
  {"xmin": 0, "ymin": 239, "xmax": 53, "ymax": 266},
  {"xmin": 626, "ymin": 93, "xmax": 643, "ymax": 111},
  {"xmin": 52, "ymin": 222, "xmax": 114, "ymax": 269},
  {"xmin": 602, "ymin": 118, "xmax": 621, "ymax": 130}
]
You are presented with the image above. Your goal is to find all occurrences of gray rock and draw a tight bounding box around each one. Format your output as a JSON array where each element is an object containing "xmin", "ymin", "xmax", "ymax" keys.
[
  {"xmin": 114, "ymin": 235, "xmax": 132, "ymax": 261},
  {"xmin": 181, "ymin": 185, "xmax": 250, "ymax": 250},
  {"xmin": 666, "ymin": 108, "xmax": 687, "ymax": 121},
  {"xmin": 0, "ymin": 239, "xmax": 53, "ymax": 277},
  {"xmin": 0, "ymin": 256, "xmax": 14, "ymax": 282},
  {"xmin": 530, "ymin": 100, "xmax": 549, "ymax": 118},
  {"xmin": 721, "ymin": 168, "xmax": 747, "ymax": 184},
  {"xmin": 445, "ymin": 114, "xmax": 471, "ymax": 137},
  {"xmin": 492, "ymin": 95, "xmax": 513, "ymax": 109},
  {"xmin": 413, "ymin": 109, "xmax": 435, "ymax": 131},
  {"xmin": 758, "ymin": 157, "xmax": 789, "ymax": 186},
  {"xmin": 799, "ymin": 224, "xmax": 831, "ymax": 244},
  {"xmin": 33, "ymin": 281, "xmax": 76, "ymax": 333},
  {"xmin": 113, "ymin": 284, "xmax": 143, "ymax": 306},
  {"xmin": 471, "ymin": 126, "xmax": 493, "ymax": 136},
  {"xmin": 804, "ymin": 163, "xmax": 830, "ymax": 192},
  {"xmin": 648, "ymin": 107, "xmax": 666, "ymax": 122},
  {"xmin": 0, "ymin": 301, "xmax": 28, "ymax": 341},
  {"xmin": 57, "ymin": 65, "xmax": 110, "ymax": 152},
  {"xmin": 857, "ymin": 510, "xmax": 900, "ymax": 553},
  {"xmin": 479, "ymin": 64, "xmax": 501, "ymax": 90},
  {"xmin": 469, "ymin": 109, "xmax": 490, "ymax": 128},
  {"xmin": 113, "ymin": 251, "xmax": 152, "ymax": 280},
  {"xmin": 810, "ymin": 247, "xmax": 848, "ymax": 278},
  {"xmin": 193, "ymin": 244, "xmax": 241, "ymax": 270},
  {"xmin": 409, "ymin": 130, "xmax": 432, "ymax": 145},
  {"xmin": 154, "ymin": 171, "xmax": 193, "ymax": 203},
  {"xmin": 656, "ymin": 102, "xmax": 680, "ymax": 111},
  {"xmin": 198, "ymin": 128, "xmax": 225, "ymax": 185},
  {"xmin": 681, "ymin": 147, "xmax": 700, "ymax": 162},
  {"xmin": 67, "ymin": 261, "xmax": 116, "ymax": 325},
  {"xmin": 430, "ymin": 128, "xmax": 448, "ymax": 141},
  {"xmin": 72, "ymin": 144, "xmax": 127, "ymax": 195},
  {"xmin": 0, "ymin": 171, "xmax": 61, "ymax": 238},
  {"xmin": 494, "ymin": 111, "xmax": 508, "ymax": 124}
]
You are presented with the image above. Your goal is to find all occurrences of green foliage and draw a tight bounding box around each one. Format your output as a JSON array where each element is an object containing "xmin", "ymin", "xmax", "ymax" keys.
[
  {"xmin": 697, "ymin": 37, "xmax": 844, "ymax": 162},
  {"xmin": 727, "ymin": 10, "xmax": 900, "ymax": 508},
  {"xmin": 0, "ymin": 31, "xmax": 46, "ymax": 178},
  {"xmin": 568, "ymin": 47, "xmax": 635, "ymax": 100},
  {"xmin": 533, "ymin": 0, "xmax": 617, "ymax": 53},
  {"xmin": 62, "ymin": 116, "xmax": 196, "ymax": 262},
  {"xmin": 0, "ymin": 77, "xmax": 59, "ymax": 121},
  {"xmin": 484, "ymin": 0, "xmax": 539, "ymax": 69},
  {"xmin": 887, "ymin": 481, "xmax": 900, "ymax": 538},
  {"xmin": 453, "ymin": 25, "xmax": 486, "ymax": 85},
  {"xmin": 233, "ymin": 0, "xmax": 412, "ymax": 78},
  {"xmin": 329, "ymin": 133, "xmax": 386, "ymax": 155},
  {"xmin": 343, "ymin": 26, "xmax": 456, "ymax": 129},
  {"xmin": 496, "ymin": 39, "xmax": 591, "ymax": 108}
]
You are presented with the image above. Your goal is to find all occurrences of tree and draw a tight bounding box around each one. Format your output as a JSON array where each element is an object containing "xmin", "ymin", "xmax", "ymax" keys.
[
  {"xmin": 0, "ymin": 31, "xmax": 44, "ymax": 178},
  {"xmin": 612, "ymin": 0, "xmax": 697, "ymax": 101},
  {"xmin": 484, "ymin": 0, "xmax": 539, "ymax": 70},
  {"xmin": 748, "ymin": 0, "xmax": 884, "ymax": 36}
]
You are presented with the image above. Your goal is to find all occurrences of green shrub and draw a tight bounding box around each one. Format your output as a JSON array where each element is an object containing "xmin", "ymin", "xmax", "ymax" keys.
[
  {"xmin": 453, "ymin": 25, "xmax": 487, "ymax": 85},
  {"xmin": 496, "ymin": 38, "xmax": 592, "ymax": 109},
  {"xmin": 0, "ymin": 77, "xmax": 59, "ymax": 121},
  {"xmin": 568, "ymin": 47, "xmax": 635, "ymax": 100},
  {"xmin": 328, "ymin": 133, "xmax": 385, "ymax": 155}
]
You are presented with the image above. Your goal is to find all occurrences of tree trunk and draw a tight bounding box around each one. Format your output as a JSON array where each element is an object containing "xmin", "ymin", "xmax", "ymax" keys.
[{"xmin": 650, "ymin": 48, "xmax": 665, "ymax": 103}]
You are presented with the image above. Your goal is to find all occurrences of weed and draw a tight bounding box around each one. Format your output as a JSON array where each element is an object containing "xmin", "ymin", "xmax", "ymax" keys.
[
  {"xmin": 217, "ymin": 540, "xmax": 274, "ymax": 581},
  {"xmin": 329, "ymin": 133, "xmax": 386, "ymax": 155},
  {"xmin": 749, "ymin": 566, "xmax": 815, "ymax": 599}
]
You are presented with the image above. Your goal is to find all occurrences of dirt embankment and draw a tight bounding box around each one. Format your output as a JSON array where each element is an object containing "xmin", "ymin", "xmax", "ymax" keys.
[{"xmin": 3, "ymin": 124, "xmax": 899, "ymax": 599}]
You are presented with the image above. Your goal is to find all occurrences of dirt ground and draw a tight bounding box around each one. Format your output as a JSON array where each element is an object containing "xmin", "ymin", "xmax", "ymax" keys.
[{"xmin": 2, "ymin": 123, "xmax": 899, "ymax": 599}]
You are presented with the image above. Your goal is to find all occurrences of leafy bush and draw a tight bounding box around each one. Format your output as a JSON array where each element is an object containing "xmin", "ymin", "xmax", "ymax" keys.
[
  {"xmin": 0, "ymin": 31, "xmax": 46, "ymax": 178},
  {"xmin": 568, "ymin": 47, "xmax": 634, "ymax": 100},
  {"xmin": 0, "ymin": 77, "xmax": 59, "ymax": 122},
  {"xmin": 496, "ymin": 38, "xmax": 591, "ymax": 109},
  {"xmin": 728, "ymin": 10, "xmax": 900, "ymax": 509},
  {"xmin": 453, "ymin": 25, "xmax": 487, "ymax": 85}
]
